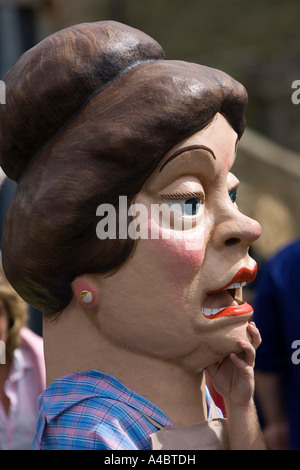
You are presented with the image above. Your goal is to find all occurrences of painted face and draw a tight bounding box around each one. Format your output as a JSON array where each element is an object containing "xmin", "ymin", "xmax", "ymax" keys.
[{"xmin": 96, "ymin": 113, "xmax": 261, "ymax": 372}]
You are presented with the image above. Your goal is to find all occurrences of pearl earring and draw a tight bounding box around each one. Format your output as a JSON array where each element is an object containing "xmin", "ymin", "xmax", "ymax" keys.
[{"xmin": 80, "ymin": 290, "xmax": 94, "ymax": 304}]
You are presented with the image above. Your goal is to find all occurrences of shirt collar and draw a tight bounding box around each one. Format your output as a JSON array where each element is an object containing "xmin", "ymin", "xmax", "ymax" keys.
[{"xmin": 41, "ymin": 370, "xmax": 173, "ymax": 428}]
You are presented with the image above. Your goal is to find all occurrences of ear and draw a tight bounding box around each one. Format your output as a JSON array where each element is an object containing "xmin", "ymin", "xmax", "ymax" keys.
[{"xmin": 73, "ymin": 276, "xmax": 100, "ymax": 308}]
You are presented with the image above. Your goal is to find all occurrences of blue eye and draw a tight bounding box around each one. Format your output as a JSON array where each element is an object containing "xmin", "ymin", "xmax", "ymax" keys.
[
  {"xmin": 184, "ymin": 198, "xmax": 201, "ymax": 215},
  {"xmin": 229, "ymin": 188, "xmax": 237, "ymax": 203},
  {"xmin": 163, "ymin": 197, "xmax": 202, "ymax": 216}
]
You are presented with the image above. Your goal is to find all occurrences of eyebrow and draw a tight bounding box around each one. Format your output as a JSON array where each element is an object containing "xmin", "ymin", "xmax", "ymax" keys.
[{"xmin": 159, "ymin": 145, "xmax": 216, "ymax": 173}]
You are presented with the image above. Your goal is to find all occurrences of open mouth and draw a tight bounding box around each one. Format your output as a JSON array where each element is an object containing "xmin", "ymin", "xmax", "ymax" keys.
[{"xmin": 202, "ymin": 266, "xmax": 257, "ymax": 319}]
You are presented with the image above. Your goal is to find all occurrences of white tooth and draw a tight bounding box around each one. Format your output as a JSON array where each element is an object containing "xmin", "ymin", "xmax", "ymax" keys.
[
  {"xmin": 226, "ymin": 282, "xmax": 247, "ymax": 290},
  {"xmin": 202, "ymin": 307, "xmax": 224, "ymax": 316},
  {"xmin": 202, "ymin": 308, "xmax": 211, "ymax": 315},
  {"xmin": 212, "ymin": 308, "xmax": 222, "ymax": 315},
  {"xmin": 226, "ymin": 283, "xmax": 237, "ymax": 290}
]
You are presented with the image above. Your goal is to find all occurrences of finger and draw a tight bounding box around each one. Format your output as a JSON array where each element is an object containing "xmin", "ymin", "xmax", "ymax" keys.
[
  {"xmin": 236, "ymin": 340, "xmax": 256, "ymax": 367},
  {"xmin": 230, "ymin": 349, "xmax": 254, "ymax": 371},
  {"xmin": 229, "ymin": 352, "xmax": 249, "ymax": 370},
  {"xmin": 247, "ymin": 322, "xmax": 261, "ymax": 349}
]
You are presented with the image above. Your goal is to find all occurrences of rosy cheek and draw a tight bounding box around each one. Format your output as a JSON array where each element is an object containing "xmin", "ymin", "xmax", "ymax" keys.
[
  {"xmin": 147, "ymin": 217, "xmax": 205, "ymax": 277},
  {"xmin": 161, "ymin": 235, "xmax": 205, "ymax": 272}
]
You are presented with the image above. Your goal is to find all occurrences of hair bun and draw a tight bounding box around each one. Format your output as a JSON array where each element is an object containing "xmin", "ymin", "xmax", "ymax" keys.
[{"xmin": 0, "ymin": 20, "xmax": 165, "ymax": 181}]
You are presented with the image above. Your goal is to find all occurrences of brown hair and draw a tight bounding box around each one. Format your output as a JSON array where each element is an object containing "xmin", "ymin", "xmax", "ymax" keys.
[
  {"xmin": 0, "ymin": 21, "xmax": 248, "ymax": 315},
  {"xmin": 0, "ymin": 257, "xmax": 28, "ymax": 359}
]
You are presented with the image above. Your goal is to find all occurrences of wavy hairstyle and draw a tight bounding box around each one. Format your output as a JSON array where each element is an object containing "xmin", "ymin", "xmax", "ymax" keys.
[
  {"xmin": 0, "ymin": 256, "xmax": 28, "ymax": 359},
  {"xmin": 0, "ymin": 21, "xmax": 248, "ymax": 315}
]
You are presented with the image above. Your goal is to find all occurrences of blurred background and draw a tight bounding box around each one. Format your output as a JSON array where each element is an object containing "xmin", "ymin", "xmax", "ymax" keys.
[{"xmin": 0, "ymin": 0, "xmax": 299, "ymax": 326}]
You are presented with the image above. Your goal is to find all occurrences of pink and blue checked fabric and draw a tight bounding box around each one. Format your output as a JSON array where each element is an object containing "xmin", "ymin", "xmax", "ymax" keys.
[{"xmin": 33, "ymin": 370, "xmax": 217, "ymax": 450}]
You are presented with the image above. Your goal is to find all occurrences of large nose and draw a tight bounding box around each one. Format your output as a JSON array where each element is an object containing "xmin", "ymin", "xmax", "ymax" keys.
[{"xmin": 212, "ymin": 204, "xmax": 262, "ymax": 249}]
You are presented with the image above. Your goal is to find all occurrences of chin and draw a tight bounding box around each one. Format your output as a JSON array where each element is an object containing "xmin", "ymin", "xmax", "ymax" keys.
[
  {"xmin": 209, "ymin": 322, "xmax": 253, "ymax": 368},
  {"xmin": 178, "ymin": 313, "xmax": 253, "ymax": 373},
  {"xmin": 223, "ymin": 318, "xmax": 252, "ymax": 355}
]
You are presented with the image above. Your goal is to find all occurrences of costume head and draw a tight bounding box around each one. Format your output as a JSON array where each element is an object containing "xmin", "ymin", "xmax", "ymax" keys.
[{"xmin": 0, "ymin": 21, "xmax": 247, "ymax": 315}]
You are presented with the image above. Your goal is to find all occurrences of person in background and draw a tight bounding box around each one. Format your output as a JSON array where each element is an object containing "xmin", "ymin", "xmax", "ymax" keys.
[
  {"xmin": 0, "ymin": 256, "xmax": 45, "ymax": 449},
  {"xmin": 253, "ymin": 238, "xmax": 300, "ymax": 450}
]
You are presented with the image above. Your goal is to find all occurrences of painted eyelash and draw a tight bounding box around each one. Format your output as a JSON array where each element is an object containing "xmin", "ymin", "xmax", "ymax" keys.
[
  {"xmin": 160, "ymin": 191, "xmax": 203, "ymax": 199},
  {"xmin": 230, "ymin": 185, "xmax": 239, "ymax": 193}
]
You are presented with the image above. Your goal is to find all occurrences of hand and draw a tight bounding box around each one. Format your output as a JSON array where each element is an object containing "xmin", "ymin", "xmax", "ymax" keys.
[{"xmin": 206, "ymin": 322, "xmax": 261, "ymax": 408}]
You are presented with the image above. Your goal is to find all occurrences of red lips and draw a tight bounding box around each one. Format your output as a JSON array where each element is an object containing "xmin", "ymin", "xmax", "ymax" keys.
[
  {"xmin": 203, "ymin": 265, "xmax": 257, "ymax": 320},
  {"xmin": 206, "ymin": 265, "xmax": 257, "ymax": 296}
]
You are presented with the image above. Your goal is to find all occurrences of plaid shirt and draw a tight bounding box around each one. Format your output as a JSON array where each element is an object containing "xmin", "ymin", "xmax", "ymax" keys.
[{"xmin": 33, "ymin": 370, "xmax": 218, "ymax": 450}]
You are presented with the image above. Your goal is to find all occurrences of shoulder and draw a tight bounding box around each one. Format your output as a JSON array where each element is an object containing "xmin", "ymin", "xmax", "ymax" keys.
[
  {"xmin": 37, "ymin": 371, "xmax": 155, "ymax": 449},
  {"xmin": 41, "ymin": 395, "xmax": 152, "ymax": 450},
  {"xmin": 256, "ymin": 239, "xmax": 299, "ymax": 286},
  {"xmin": 271, "ymin": 239, "xmax": 300, "ymax": 266}
]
